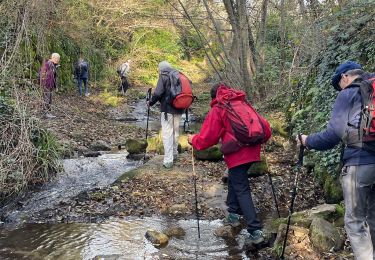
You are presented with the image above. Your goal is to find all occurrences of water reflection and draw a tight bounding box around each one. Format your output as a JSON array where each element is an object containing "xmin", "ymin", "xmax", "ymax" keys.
[{"xmin": 0, "ymin": 217, "xmax": 251, "ymax": 259}]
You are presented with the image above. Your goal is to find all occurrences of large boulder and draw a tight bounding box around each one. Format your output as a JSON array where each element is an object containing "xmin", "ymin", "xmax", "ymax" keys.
[
  {"xmin": 310, "ymin": 218, "xmax": 343, "ymax": 252},
  {"xmin": 194, "ymin": 146, "xmax": 223, "ymax": 161},
  {"xmin": 124, "ymin": 139, "xmax": 148, "ymax": 154}
]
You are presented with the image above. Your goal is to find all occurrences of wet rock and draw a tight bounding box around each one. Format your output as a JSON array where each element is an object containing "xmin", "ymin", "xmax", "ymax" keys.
[
  {"xmin": 124, "ymin": 139, "xmax": 148, "ymax": 154},
  {"xmin": 310, "ymin": 218, "xmax": 343, "ymax": 252},
  {"xmin": 213, "ymin": 225, "xmax": 236, "ymax": 238},
  {"xmin": 273, "ymin": 224, "xmax": 319, "ymax": 259},
  {"xmin": 83, "ymin": 151, "xmax": 101, "ymax": 157},
  {"xmin": 145, "ymin": 229, "xmax": 169, "ymax": 246},
  {"xmin": 194, "ymin": 146, "xmax": 223, "ymax": 161},
  {"xmin": 164, "ymin": 226, "xmax": 186, "ymax": 238},
  {"xmin": 89, "ymin": 140, "xmax": 112, "ymax": 151},
  {"xmin": 307, "ymin": 204, "xmax": 338, "ymax": 221}
]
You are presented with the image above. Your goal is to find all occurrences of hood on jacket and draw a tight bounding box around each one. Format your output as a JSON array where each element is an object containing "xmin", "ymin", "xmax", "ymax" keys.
[{"xmin": 210, "ymin": 84, "xmax": 246, "ymax": 107}]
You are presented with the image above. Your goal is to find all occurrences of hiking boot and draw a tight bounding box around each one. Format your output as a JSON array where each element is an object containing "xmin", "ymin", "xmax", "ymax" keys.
[
  {"xmin": 85, "ymin": 93, "xmax": 90, "ymax": 97},
  {"xmin": 223, "ymin": 213, "xmax": 241, "ymax": 227},
  {"xmin": 163, "ymin": 162, "xmax": 173, "ymax": 169},
  {"xmin": 245, "ymin": 230, "xmax": 265, "ymax": 245}
]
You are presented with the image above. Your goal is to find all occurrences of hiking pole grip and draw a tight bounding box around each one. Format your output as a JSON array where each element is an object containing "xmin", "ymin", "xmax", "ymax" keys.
[{"xmin": 297, "ymin": 133, "xmax": 305, "ymax": 167}]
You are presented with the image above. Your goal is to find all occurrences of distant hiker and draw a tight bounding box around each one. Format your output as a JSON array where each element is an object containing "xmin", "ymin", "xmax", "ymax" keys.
[
  {"xmin": 74, "ymin": 55, "xmax": 90, "ymax": 97},
  {"xmin": 148, "ymin": 61, "xmax": 186, "ymax": 169},
  {"xmin": 117, "ymin": 59, "xmax": 131, "ymax": 94},
  {"xmin": 187, "ymin": 83, "xmax": 271, "ymax": 245},
  {"xmin": 298, "ymin": 61, "xmax": 375, "ymax": 259},
  {"xmin": 39, "ymin": 53, "xmax": 60, "ymax": 119}
]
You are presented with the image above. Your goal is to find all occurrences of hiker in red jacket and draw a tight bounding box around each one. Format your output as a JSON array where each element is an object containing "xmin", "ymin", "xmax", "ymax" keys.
[{"xmin": 188, "ymin": 83, "xmax": 271, "ymax": 245}]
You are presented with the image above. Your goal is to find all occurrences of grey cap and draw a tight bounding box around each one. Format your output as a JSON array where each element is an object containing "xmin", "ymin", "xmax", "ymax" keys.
[{"xmin": 158, "ymin": 61, "xmax": 172, "ymax": 72}]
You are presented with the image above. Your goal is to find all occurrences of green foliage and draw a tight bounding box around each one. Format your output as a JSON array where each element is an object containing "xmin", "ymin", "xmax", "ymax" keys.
[
  {"xmin": 31, "ymin": 128, "xmax": 62, "ymax": 180},
  {"xmin": 131, "ymin": 28, "xmax": 182, "ymax": 85},
  {"xmin": 286, "ymin": 1, "xmax": 375, "ymax": 182}
]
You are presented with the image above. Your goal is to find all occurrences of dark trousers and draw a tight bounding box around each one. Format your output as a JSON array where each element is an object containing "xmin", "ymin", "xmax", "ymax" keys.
[
  {"xmin": 227, "ymin": 163, "xmax": 262, "ymax": 233},
  {"xmin": 42, "ymin": 88, "xmax": 52, "ymax": 112},
  {"xmin": 119, "ymin": 76, "xmax": 129, "ymax": 94},
  {"xmin": 77, "ymin": 78, "xmax": 88, "ymax": 96}
]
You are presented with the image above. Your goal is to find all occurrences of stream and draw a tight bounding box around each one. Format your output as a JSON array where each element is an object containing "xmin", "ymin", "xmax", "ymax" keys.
[
  {"xmin": 0, "ymin": 217, "xmax": 253, "ymax": 259},
  {"xmin": 0, "ymin": 100, "xmax": 257, "ymax": 259}
]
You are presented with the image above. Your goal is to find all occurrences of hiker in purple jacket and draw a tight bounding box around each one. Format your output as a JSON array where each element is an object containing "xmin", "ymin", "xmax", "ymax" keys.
[
  {"xmin": 39, "ymin": 53, "xmax": 60, "ymax": 118},
  {"xmin": 298, "ymin": 61, "xmax": 375, "ymax": 259}
]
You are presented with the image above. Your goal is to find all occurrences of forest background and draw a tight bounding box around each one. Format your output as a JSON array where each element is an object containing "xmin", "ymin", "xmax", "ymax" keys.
[{"xmin": 0, "ymin": 0, "xmax": 374, "ymax": 199}]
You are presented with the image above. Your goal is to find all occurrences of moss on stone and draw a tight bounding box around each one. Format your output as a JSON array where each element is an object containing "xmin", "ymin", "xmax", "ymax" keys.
[
  {"xmin": 248, "ymin": 156, "xmax": 269, "ymax": 177},
  {"xmin": 269, "ymin": 118, "xmax": 288, "ymax": 138},
  {"xmin": 115, "ymin": 169, "xmax": 140, "ymax": 183},
  {"xmin": 194, "ymin": 146, "xmax": 223, "ymax": 161},
  {"xmin": 125, "ymin": 139, "xmax": 148, "ymax": 154},
  {"xmin": 323, "ymin": 175, "xmax": 343, "ymax": 204}
]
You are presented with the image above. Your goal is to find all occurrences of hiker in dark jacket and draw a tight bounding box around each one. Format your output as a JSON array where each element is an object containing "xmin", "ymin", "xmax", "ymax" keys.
[
  {"xmin": 299, "ymin": 61, "xmax": 375, "ymax": 259},
  {"xmin": 148, "ymin": 61, "xmax": 184, "ymax": 168},
  {"xmin": 39, "ymin": 53, "xmax": 60, "ymax": 118},
  {"xmin": 74, "ymin": 56, "xmax": 90, "ymax": 97},
  {"xmin": 188, "ymin": 83, "xmax": 271, "ymax": 246}
]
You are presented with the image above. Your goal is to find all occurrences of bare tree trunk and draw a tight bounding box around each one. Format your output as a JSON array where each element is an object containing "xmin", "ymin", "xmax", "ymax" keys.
[
  {"xmin": 279, "ymin": 0, "xmax": 287, "ymax": 86},
  {"xmin": 201, "ymin": 0, "xmax": 241, "ymax": 85},
  {"xmin": 247, "ymin": 16, "xmax": 257, "ymax": 77},
  {"xmin": 298, "ymin": 0, "xmax": 306, "ymax": 16},
  {"xmin": 257, "ymin": 0, "xmax": 268, "ymax": 74},
  {"xmin": 238, "ymin": 0, "xmax": 252, "ymax": 95}
]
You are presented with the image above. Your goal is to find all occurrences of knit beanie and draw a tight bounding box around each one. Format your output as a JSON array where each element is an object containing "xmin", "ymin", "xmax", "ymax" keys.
[{"xmin": 158, "ymin": 61, "xmax": 172, "ymax": 72}]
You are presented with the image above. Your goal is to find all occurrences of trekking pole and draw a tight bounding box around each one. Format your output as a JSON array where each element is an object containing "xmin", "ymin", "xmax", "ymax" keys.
[
  {"xmin": 144, "ymin": 88, "xmax": 152, "ymax": 160},
  {"xmin": 191, "ymin": 147, "xmax": 201, "ymax": 239},
  {"xmin": 280, "ymin": 134, "xmax": 305, "ymax": 260},
  {"xmin": 263, "ymin": 147, "xmax": 280, "ymax": 218}
]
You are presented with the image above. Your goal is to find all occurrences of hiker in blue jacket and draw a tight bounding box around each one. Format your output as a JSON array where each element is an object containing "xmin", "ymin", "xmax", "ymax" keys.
[
  {"xmin": 299, "ymin": 61, "xmax": 375, "ymax": 260},
  {"xmin": 74, "ymin": 55, "xmax": 90, "ymax": 97}
]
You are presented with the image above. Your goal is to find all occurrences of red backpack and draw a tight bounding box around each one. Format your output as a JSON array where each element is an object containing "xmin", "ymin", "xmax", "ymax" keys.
[
  {"xmin": 218, "ymin": 99, "xmax": 271, "ymax": 154},
  {"xmin": 167, "ymin": 70, "xmax": 194, "ymax": 109},
  {"xmin": 355, "ymin": 77, "xmax": 375, "ymax": 152}
]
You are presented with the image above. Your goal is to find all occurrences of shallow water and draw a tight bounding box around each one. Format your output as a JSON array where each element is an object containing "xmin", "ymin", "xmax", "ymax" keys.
[
  {"xmin": 1, "ymin": 151, "xmax": 139, "ymax": 225},
  {"xmin": 0, "ymin": 217, "xmax": 252, "ymax": 259}
]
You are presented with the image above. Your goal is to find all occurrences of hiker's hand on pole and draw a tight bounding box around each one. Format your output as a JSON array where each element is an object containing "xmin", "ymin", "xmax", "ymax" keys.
[
  {"xmin": 296, "ymin": 134, "xmax": 308, "ymax": 147},
  {"xmin": 187, "ymin": 134, "xmax": 195, "ymax": 145}
]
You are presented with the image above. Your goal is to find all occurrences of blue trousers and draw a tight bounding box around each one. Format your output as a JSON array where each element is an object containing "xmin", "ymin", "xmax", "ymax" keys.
[
  {"xmin": 227, "ymin": 163, "xmax": 262, "ymax": 233},
  {"xmin": 77, "ymin": 78, "xmax": 88, "ymax": 96}
]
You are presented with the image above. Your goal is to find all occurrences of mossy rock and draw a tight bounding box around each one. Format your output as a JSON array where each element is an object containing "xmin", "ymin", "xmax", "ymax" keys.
[
  {"xmin": 115, "ymin": 169, "xmax": 140, "ymax": 184},
  {"xmin": 270, "ymin": 212, "xmax": 312, "ymax": 233},
  {"xmin": 125, "ymin": 139, "xmax": 148, "ymax": 154},
  {"xmin": 310, "ymin": 218, "xmax": 343, "ymax": 252},
  {"xmin": 248, "ymin": 156, "xmax": 269, "ymax": 177},
  {"xmin": 269, "ymin": 119, "xmax": 288, "ymax": 138},
  {"xmin": 323, "ymin": 175, "xmax": 343, "ymax": 203},
  {"xmin": 194, "ymin": 146, "xmax": 223, "ymax": 161},
  {"xmin": 314, "ymin": 165, "xmax": 343, "ymax": 204},
  {"xmin": 147, "ymin": 132, "xmax": 164, "ymax": 154}
]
